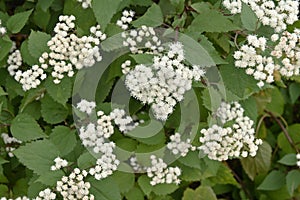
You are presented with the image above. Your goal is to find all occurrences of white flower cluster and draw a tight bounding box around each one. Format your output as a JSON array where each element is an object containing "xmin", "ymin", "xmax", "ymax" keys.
[
  {"xmin": 223, "ymin": 0, "xmax": 299, "ymax": 32},
  {"xmin": 77, "ymin": 99, "xmax": 96, "ymax": 115},
  {"xmin": 109, "ymin": 108, "xmax": 139, "ymax": 133},
  {"xmin": 297, "ymin": 153, "xmax": 300, "ymax": 168},
  {"xmin": 0, "ymin": 19, "xmax": 6, "ymax": 35},
  {"xmin": 122, "ymin": 26, "xmax": 164, "ymax": 54},
  {"xmin": 234, "ymin": 32, "xmax": 300, "ymax": 88},
  {"xmin": 167, "ymin": 132, "xmax": 196, "ymax": 157},
  {"xmin": 199, "ymin": 101, "xmax": 263, "ymax": 161},
  {"xmin": 7, "ymin": 15, "xmax": 105, "ymax": 91},
  {"xmin": 0, "ymin": 197, "xmax": 29, "ymax": 200},
  {"xmin": 147, "ymin": 155, "xmax": 181, "ymax": 186},
  {"xmin": 89, "ymin": 143, "xmax": 120, "ymax": 180},
  {"xmin": 34, "ymin": 188, "xmax": 56, "ymax": 200},
  {"xmin": 1, "ymin": 133, "xmax": 22, "ymax": 157},
  {"xmin": 117, "ymin": 10, "xmax": 135, "ymax": 30},
  {"xmin": 56, "ymin": 168, "xmax": 94, "ymax": 200},
  {"xmin": 50, "ymin": 157, "xmax": 68, "ymax": 171},
  {"xmin": 77, "ymin": 0, "xmax": 92, "ymax": 9},
  {"xmin": 125, "ymin": 42, "xmax": 205, "ymax": 120},
  {"xmin": 129, "ymin": 156, "xmax": 148, "ymax": 172}
]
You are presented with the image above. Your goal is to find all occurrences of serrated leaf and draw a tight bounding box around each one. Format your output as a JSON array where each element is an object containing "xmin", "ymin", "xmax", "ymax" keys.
[
  {"xmin": 49, "ymin": 126, "xmax": 77, "ymax": 156},
  {"xmin": 138, "ymin": 175, "xmax": 153, "ymax": 196},
  {"xmin": 11, "ymin": 113, "xmax": 46, "ymax": 142},
  {"xmin": 152, "ymin": 183, "xmax": 178, "ymax": 195},
  {"xmin": 241, "ymin": 3, "xmax": 259, "ymax": 31},
  {"xmin": 45, "ymin": 77, "xmax": 72, "ymax": 105},
  {"xmin": 278, "ymin": 153, "xmax": 297, "ymax": 166},
  {"xmin": 125, "ymin": 186, "xmax": 144, "ymax": 200},
  {"xmin": 240, "ymin": 141, "xmax": 272, "ymax": 180},
  {"xmin": 112, "ymin": 171, "xmax": 135, "ymax": 193},
  {"xmin": 88, "ymin": 176, "xmax": 122, "ymax": 200},
  {"xmin": 28, "ymin": 31, "xmax": 51, "ymax": 59},
  {"xmin": 257, "ymin": 170, "xmax": 285, "ymax": 191},
  {"xmin": 132, "ymin": 3, "xmax": 163, "ymax": 27},
  {"xmin": 207, "ymin": 164, "xmax": 239, "ymax": 187},
  {"xmin": 41, "ymin": 94, "xmax": 69, "ymax": 124},
  {"xmin": 183, "ymin": 186, "xmax": 217, "ymax": 200},
  {"xmin": 178, "ymin": 151, "xmax": 203, "ymax": 169},
  {"xmin": 20, "ymin": 40, "xmax": 37, "ymax": 66},
  {"xmin": 35, "ymin": 170, "xmax": 64, "ymax": 186},
  {"xmin": 278, "ymin": 124, "xmax": 300, "ymax": 153},
  {"xmin": 286, "ymin": 170, "xmax": 300, "ymax": 196},
  {"xmin": 265, "ymin": 87, "xmax": 284, "ymax": 116},
  {"xmin": 240, "ymin": 96, "xmax": 258, "ymax": 123},
  {"xmin": 92, "ymin": 0, "xmax": 122, "ymax": 30},
  {"xmin": 6, "ymin": 9, "xmax": 33, "ymax": 33},
  {"xmin": 77, "ymin": 151, "xmax": 96, "ymax": 169},
  {"xmin": 37, "ymin": 0, "xmax": 55, "ymax": 11},
  {"xmin": 188, "ymin": 9, "xmax": 239, "ymax": 33},
  {"xmin": 289, "ymin": 82, "xmax": 300, "ymax": 104},
  {"xmin": 0, "ymin": 36, "xmax": 13, "ymax": 61},
  {"xmin": 14, "ymin": 140, "xmax": 60, "ymax": 175},
  {"xmin": 130, "ymin": 54, "xmax": 154, "ymax": 64}
]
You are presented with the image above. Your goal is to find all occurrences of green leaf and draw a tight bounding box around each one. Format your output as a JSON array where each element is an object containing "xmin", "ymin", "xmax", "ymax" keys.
[
  {"xmin": 125, "ymin": 186, "xmax": 144, "ymax": 200},
  {"xmin": 286, "ymin": 170, "xmax": 300, "ymax": 196},
  {"xmin": 37, "ymin": 0, "xmax": 55, "ymax": 11},
  {"xmin": 207, "ymin": 164, "xmax": 239, "ymax": 187},
  {"xmin": 0, "ymin": 86, "xmax": 7, "ymax": 96},
  {"xmin": 188, "ymin": 9, "xmax": 239, "ymax": 33},
  {"xmin": 6, "ymin": 9, "xmax": 33, "ymax": 33},
  {"xmin": 265, "ymin": 87, "xmax": 284, "ymax": 116},
  {"xmin": 20, "ymin": 40, "xmax": 37, "ymax": 66},
  {"xmin": 0, "ymin": 36, "xmax": 13, "ymax": 61},
  {"xmin": 241, "ymin": 3, "xmax": 259, "ymax": 31},
  {"xmin": 289, "ymin": 82, "xmax": 300, "ymax": 104},
  {"xmin": 33, "ymin": 5, "xmax": 51, "ymax": 30},
  {"xmin": 178, "ymin": 151, "xmax": 203, "ymax": 170},
  {"xmin": 138, "ymin": 175, "xmax": 153, "ymax": 197},
  {"xmin": 240, "ymin": 141, "xmax": 272, "ymax": 180},
  {"xmin": 257, "ymin": 170, "xmax": 285, "ymax": 191},
  {"xmin": 77, "ymin": 151, "xmax": 96, "ymax": 169},
  {"xmin": 49, "ymin": 126, "xmax": 77, "ymax": 156},
  {"xmin": 183, "ymin": 186, "xmax": 217, "ymax": 200},
  {"xmin": 0, "ymin": 184, "xmax": 9, "ymax": 197},
  {"xmin": 88, "ymin": 176, "xmax": 122, "ymax": 200},
  {"xmin": 41, "ymin": 94, "xmax": 69, "ymax": 124},
  {"xmin": 278, "ymin": 153, "xmax": 297, "ymax": 166},
  {"xmin": 36, "ymin": 170, "xmax": 64, "ymax": 186},
  {"xmin": 240, "ymin": 96, "xmax": 258, "ymax": 123},
  {"xmin": 112, "ymin": 171, "xmax": 135, "ymax": 193},
  {"xmin": 14, "ymin": 140, "xmax": 60, "ymax": 175},
  {"xmin": 11, "ymin": 113, "xmax": 46, "ymax": 142},
  {"xmin": 278, "ymin": 124, "xmax": 300, "ymax": 153},
  {"xmin": 132, "ymin": 3, "xmax": 163, "ymax": 27},
  {"xmin": 92, "ymin": 0, "xmax": 122, "ymax": 30},
  {"xmin": 152, "ymin": 183, "xmax": 179, "ymax": 195},
  {"xmin": 27, "ymin": 31, "xmax": 51, "ymax": 59},
  {"xmin": 45, "ymin": 77, "xmax": 72, "ymax": 105},
  {"xmin": 130, "ymin": 54, "xmax": 154, "ymax": 64}
]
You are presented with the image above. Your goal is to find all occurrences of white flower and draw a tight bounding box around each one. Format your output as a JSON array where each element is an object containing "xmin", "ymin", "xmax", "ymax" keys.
[
  {"xmin": 1, "ymin": 133, "xmax": 22, "ymax": 157},
  {"xmin": 76, "ymin": 99, "xmax": 96, "ymax": 115},
  {"xmin": 116, "ymin": 10, "xmax": 135, "ymax": 30},
  {"xmin": 0, "ymin": 19, "xmax": 6, "ymax": 35},
  {"xmin": 50, "ymin": 157, "xmax": 68, "ymax": 171},
  {"xmin": 166, "ymin": 132, "xmax": 196, "ymax": 157}
]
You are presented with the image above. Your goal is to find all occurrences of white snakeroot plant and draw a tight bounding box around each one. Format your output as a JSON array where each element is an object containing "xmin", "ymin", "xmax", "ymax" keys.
[
  {"xmin": 50, "ymin": 157, "xmax": 68, "ymax": 171},
  {"xmin": 125, "ymin": 42, "xmax": 205, "ymax": 120},
  {"xmin": 223, "ymin": 0, "xmax": 299, "ymax": 32},
  {"xmin": 1, "ymin": 133, "xmax": 22, "ymax": 157},
  {"xmin": 56, "ymin": 168, "xmax": 94, "ymax": 200},
  {"xmin": 116, "ymin": 10, "xmax": 135, "ymax": 30},
  {"xmin": 76, "ymin": 99, "xmax": 96, "ymax": 115},
  {"xmin": 77, "ymin": 0, "xmax": 92, "ymax": 9},
  {"xmin": 0, "ymin": 19, "xmax": 6, "ymax": 35},
  {"xmin": 0, "ymin": 197, "xmax": 30, "ymax": 200},
  {"xmin": 34, "ymin": 188, "xmax": 56, "ymax": 200},
  {"xmin": 199, "ymin": 102, "xmax": 263, "ymax": 161},
  {"xmin": 234, "ymin": 30, "xmax": 300, "ymax": 88},
  {"xmin": 109, "ymin": 108, "xmax": 139, "ymax": 133},
  {"xmin": 167, "ymin": 132, "xmax": 196, "ymax": 157},
  {"xmin": 147, "ymin": 155, "xmax": 181, "ymax": 186}
]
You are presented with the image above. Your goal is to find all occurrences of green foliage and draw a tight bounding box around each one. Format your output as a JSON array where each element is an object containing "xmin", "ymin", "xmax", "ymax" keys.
[
  {"xmin": 257, "ymin": 170, "xmax": 286, "ymax": 191},
  {"xmin": 132, "ymin": 3, "xmax": 163, "ymax": 27},
  {"xmin": 241, "ymin": 3, "xmax": 259, "ymax": 31},
  {"xmin": 6, "ymin": 9, "xmax": 33, "ymax": 33},
  {"xmin": 183, "ymin": 186, "xmax": 217, "ymax": 200}
]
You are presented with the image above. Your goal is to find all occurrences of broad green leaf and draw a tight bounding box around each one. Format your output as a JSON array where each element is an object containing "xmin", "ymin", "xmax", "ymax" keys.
[
  {"xmin": 125, "ymin": 186, "xmax": 144, "ymax": 200},
  {"xmin": 286, "ymin": 170, "xmax": 300, "ymax": 196},
  {"xmin": 14, "ymin": 140, "xmax": 60, "ymax": 175},
  {"xmin": 240, "ymin": 96, "xmax": 258, "ymax": 123},
  {"xmin": 178, "ymin": 151, "xmax": 203, "ymax": 169},
  {"xmin": 41, "ymin": 94, "xmax": 69, "ymax": 124},
  {"xmin": 138, "ymin": 175, "xmax": 153, "ymax": 196},
  {"xmin": 190, "ymin": 2, "xmax": 211, "ymax": 13},
  {"xmin": 183, "ymin": 186, "xmax": 217, "ymax": 200},
  {"xmin": 201, "ymin": 86, "xmax": 222, "ymax": 112},
  {"xmin": 112, "ymin": 171, "xmax": 135, "ymax": 193},
  {"xmin": 22, "ymin": 101, "xmax": 41, "ymax": 120},
  {"xmin": 37, "ymin": 0, "xmax": 55, "ymax": 11},
  {"xmin": 278, "ymin": 124, "xmax": 300, "ymax": 153},
  {"xmin": 0, "ymin": 184, "xmax": 9, "ymax": 197},
  {"xmin": 0, "ymin": 36, "xmax": 12, "ymax": 61},
  {"xmin": 257, "ymin": 170, "xmax": 285, "ymax": 191},
  {"xmin": 45, "ymin": 77, "xmax": 72, "ymax": 105},
  {"xmin": 49, "ymin": 126, "xmax": 77, "ymax": 156},
  {"xmin": 170, "ymin": 0, "xmax": 185, "ymax": 13},
  {"xmin": 265, "ymin": 87, "xmax": 284, "ymax": 116},
  {"xmin": 20, "ymin": 40, "xmax": 37, "ymax": 66},
  {"xmin": 130, "ymin": 54, "xmax": 154, "ymax": 64},
  {"xmin": 179, "ymin": 164, "xmax": 203, "ymax": 181},
  {"xmin": 77, "ymin": 151, "xmax": 96, "ymax": 169},
  {"xmin": 152, "ymin": 183, "xmax": 179, "ymax": 195},
  {"xmin": 11, "ymin": 113, "xmax": 46, "ymax": 142},
  {"xmin": 188, "ymin": 9, "xmax": 239, "ymax": 33},
  {"xmin": 115, "ymin": 138, "xmax": 137, "ymax": 161},
  {"xmin": 207, "ymin": 164, "xmax": 239, "ymax": 187},
  {"xmin": 35, "ymin": 170, "xmax": 64, "ymax": 186},
  {"xmin": 27, "ymin": 31, "xmax": 51, "ymax": 59},
  {"xmin": 241, "ymin": 3, "xmax": 259, "ymax": 31},
  {"xmin": 278, "ymin": 153, "xmax": 297, "ymax": 166},
  {"xmin": 33, "ymin": 5, "xmax": 51, "ymax": 30},
  {"xmin": 92, "ymin": 0, "xmax": 122, "ymax": 30},
  {"xmin": 289, "ymin": 82, "xmax": 300, "ymax": 104},
  {"xmin": 88, "ymin": 176, "xmax": 122, "ymax": 200},
  {"xmin": 6, "ymin": 9, "xmax": 33, "ymax": 33},
  {"xmin": 240, "ymin": 141, "xmax": 272, "ymax": 180},
  {"xmin": 0, "ymin": 86, "xmax": 7, "ymax": 96},
  {"xmin": 132, "ymin": 3, "xmax": 163, "ymax": 27},
  {"xmin": 27, "ymin": 182, "xmax": 46, "ymax": 198},
  {"xmin": 13, "ymin": 178, "xmax": 28, "ymax": 197}
]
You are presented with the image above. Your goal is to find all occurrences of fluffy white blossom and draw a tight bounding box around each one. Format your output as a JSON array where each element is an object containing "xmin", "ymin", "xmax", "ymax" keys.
[
  {"xmin": 0, "ymin": 197, "xmax": 30, "ymax": 200},
  {"xmin": 125, "ymin": 42, "xmax": 205, "ymax": 120},
  {"xmin": 56, "ymin": 168, "xmax": 94, "ymax": 200},
  {"xmin": 223, "ymin": 0, "xmax": 299, "ymax": 32},
  {"xmin": 109, "ymin": 108, "xmax": 139, "ymax": 133},
  {"xmin": 147, "ymin": 155, "xmax": 181, "ymax": 186},
  {"xmin": 234, "ymin": 31, "xmax": 300, "ymax": 87},
  {"xmin": 167, "ymin": 132, "xmax": 196, "ymax": 157},
  {"xmin": 199, "ymin": 102, "xmax": 263, "ymax": 161},
  {"xmin": 129, "ymin": 156, "xmax": 148, "ymax": 172},
  {"xmin": 77, "ymin": 0, "xmax": 92, "ymax": 9},
  {"xmin": 50, "ymin": 157, "xmax": 68, "ymax": 171},
  {"xmin": 1, "ymin": 133, "xmax": 22, "ymax": 157},
  {"xmin": 76, "ymin": 99, "xmax": 96, "ymax": 115},
  {"xmin": 34, "ymin": 188, "xmax": 56, "ymax": 200},
  {"xmin": 116, "ymin": 10, "xmax": 135, "ymax": 30},
  {"xmin": 297, "ymin": 153, "xmax": 300, "ymax": 168},
  {"xmin": 0, "ymin": 19, "xmax": 6, "ymax": 35}
]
